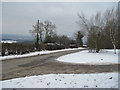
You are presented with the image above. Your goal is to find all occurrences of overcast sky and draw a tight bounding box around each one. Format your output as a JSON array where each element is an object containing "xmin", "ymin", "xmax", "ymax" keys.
[{"xmin": 2, "ymin": 2, "xmax": 117, "ymax": 37}]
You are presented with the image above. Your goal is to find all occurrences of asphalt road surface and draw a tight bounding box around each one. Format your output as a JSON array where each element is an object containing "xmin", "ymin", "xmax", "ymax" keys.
[{"xmin": 2, "ymin": 49, "xmax": 118, "ymax": 80}]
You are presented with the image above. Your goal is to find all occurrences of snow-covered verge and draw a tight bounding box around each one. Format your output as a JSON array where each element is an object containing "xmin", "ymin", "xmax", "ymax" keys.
[
  {"xmin": 0, "ymin": 47, "xmax": 85, "ymax": 60},
  {"xmin": 57, "ymin": 49, "xmax": 119, "ymax": 65},
  {"xmin": 1, "ymin": 72, "xmax": 118, "ymax": 88}
]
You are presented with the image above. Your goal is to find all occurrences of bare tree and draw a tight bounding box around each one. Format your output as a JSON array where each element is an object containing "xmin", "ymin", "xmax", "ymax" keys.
[
  {"xmin": 77, "ymin": 12, "xmax": 104, "ymax": 53},
  {"xmin": 77, "ymin": 13, "xmax": 90, "ymax": 34},
  {"xmin": 44, "ymin": 20, "xmax": 56, "ymax": 42},
  {"xmin": 33, "ymin": 20, "xmax": 40, "ymax": 49},
  {"xmin": 30, "ymin": 20, "xmax": 56, "ymax": 49},
  {"xmin": 88, "ymin": 26, "xmax": 103, "ymax": 52},
  {"xmin": 104, "ymin": 8, "xmax": 118, "ymax": 54},
  {"xmin": 30, "ymin": 20, "xmax": 44, "ymax": 50}
]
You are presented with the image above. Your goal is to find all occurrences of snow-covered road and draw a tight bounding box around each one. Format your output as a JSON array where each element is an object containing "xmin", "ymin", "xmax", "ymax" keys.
[{"xmin": 0, "ymin": 47, "xmax": 85, "ymax": 60}]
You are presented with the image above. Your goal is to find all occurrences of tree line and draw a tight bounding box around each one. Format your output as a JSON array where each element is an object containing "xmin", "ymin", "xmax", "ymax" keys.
[
  {"xmin": 30, "ymin": 20, "xmax": 84, "ymax": 51},
  {"xmin": 77, "ymin": 7, "xmax": 119, "ymax": 54}
]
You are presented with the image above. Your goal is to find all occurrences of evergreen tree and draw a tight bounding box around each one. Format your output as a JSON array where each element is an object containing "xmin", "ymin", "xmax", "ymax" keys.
[{"xmin": 75, "ymin": 31, "xmax": 84, "ymax": 47}]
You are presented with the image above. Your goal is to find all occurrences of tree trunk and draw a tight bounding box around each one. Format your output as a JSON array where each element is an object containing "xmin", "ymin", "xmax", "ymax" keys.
[
  {"xmin": 96, "ymin": 37, "xmax": 100, "ymax": 53},
  {"xmin": 35, "ymin": 20, "xmax": 40, "ymax": 50},
  {"xmin": 96, "ymin": 45, "xmax": 99, "ymax": 53},
  {"xmin": 113, "ymin": 44, "xmax": 116, "ymax": 54},
  {"xmin": 35, "ymin": 33, "xmax": 39, "ymax": 50}
]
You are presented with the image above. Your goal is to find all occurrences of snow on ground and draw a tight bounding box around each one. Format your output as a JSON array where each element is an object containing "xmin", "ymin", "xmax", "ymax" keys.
[
  {"xmin": 0, "ymin": 47, "xmax": 85, "ymax": 60},
  {"xmin": 57, "ymin": 49, "xmax": 119, "ymax": 65},
  {"xmin": 1, "ymin": 72, "xmax": 118, "ymax": 88},
  {"xmin": 0, "ymin": 40, "xmax": 17, "ymax": 43}
]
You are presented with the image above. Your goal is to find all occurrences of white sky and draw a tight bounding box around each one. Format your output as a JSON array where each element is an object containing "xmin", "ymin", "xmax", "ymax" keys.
[{"xmin": 1, "ymin": 2, "xmax": 118, "ymax": 37}]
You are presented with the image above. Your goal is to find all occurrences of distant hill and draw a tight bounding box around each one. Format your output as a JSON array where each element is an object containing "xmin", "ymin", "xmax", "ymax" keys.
[{"xmin": 1, "ymin": 33, "xmax": 34, "ymax": 43}]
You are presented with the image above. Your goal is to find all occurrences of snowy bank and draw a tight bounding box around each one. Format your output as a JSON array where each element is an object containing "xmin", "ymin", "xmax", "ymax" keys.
[
  {"xmin": 0, "ymin": 47, "xmax": 85, "ymax": 60},
  {"xmin": 1, "ymin": 72, "xmax": 118, "ymax": 88},
  {"xmin": 57, "ymin": 49, "xmax": 119, "ymax": 65}
]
